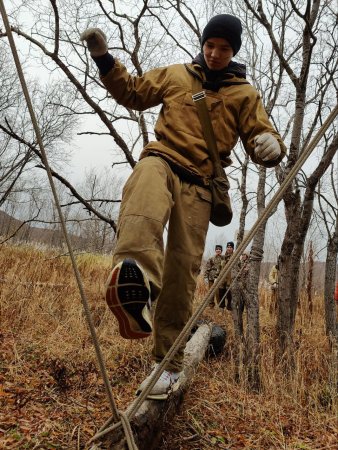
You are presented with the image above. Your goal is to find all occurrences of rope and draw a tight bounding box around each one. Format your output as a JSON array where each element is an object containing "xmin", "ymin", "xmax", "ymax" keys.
[
  {"xmin": 90, "ymin": 102, "xmax": 338, "ymax": 443},
  {"xmin": 249, "ymin": 246, "xmax": 264, "ymax": 262},
  {"xmin": 0, "ymin": 3, "xmax": 139, "ymax": 449},
  {"xmin": 120, "ymin": 412, "xmax": 138, "ymax": 450}
]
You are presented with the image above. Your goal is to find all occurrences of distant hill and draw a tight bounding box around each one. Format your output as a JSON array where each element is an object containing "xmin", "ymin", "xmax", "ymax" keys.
[{"xmin": 0, "ymin": 210, "xmax": 90, "ymax": 250}]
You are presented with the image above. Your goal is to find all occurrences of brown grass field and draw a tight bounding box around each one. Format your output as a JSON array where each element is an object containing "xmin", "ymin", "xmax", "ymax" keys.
[{"xmin": 0, "ymin": 244, "xmax": 337, "ymax": 449}]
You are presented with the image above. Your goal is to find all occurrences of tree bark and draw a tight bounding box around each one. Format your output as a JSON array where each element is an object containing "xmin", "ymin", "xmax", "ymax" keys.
[
  {"xmin": 324, "ymin": 219, "xmax": 338, "ymax": 344},
  {"xmin": 306, "ymin": 241, "xmax": 314, "ymax": 319}
]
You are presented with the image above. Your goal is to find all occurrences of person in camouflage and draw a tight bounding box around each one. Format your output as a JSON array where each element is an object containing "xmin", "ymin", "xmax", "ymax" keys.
[
  {"xmin": 204, "ymin": 245, "xmax": 224, "ymax": 307},
  {"xmin": 237, "ymin": 252, "xmax": 250, "ymax": 312},
  {"xmin": 219, "ymin": 241, "xmax": 234, "ymax": 309}
]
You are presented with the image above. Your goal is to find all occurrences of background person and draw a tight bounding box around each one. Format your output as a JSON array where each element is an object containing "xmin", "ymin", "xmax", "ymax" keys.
[
  {"xmin": 204, "ymin": 244, "xmax": 224, "ymax": 308},
  {"xmin": 268, "ymin": 261, "xmax": 279, "ymax": 313}
]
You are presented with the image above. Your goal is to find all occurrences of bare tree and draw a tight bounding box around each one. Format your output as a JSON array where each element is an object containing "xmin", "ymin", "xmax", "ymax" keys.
[
  {"xmin": 317, "ymin": 164, "xmax": 338, "ymax": 343},
  {"xmin": 226, "ymin": 4, "xmax": 287, "ymax": 388},
  {"xmin": 0, "ymin": 46, "xmax": 32, "ymax": 208},
  {"xmin": 242, "ymin": 0, "xmax": 338, "ymax": 363}
]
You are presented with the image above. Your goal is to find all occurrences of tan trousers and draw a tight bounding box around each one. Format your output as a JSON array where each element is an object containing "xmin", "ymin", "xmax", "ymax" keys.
[{"xmin": 112, "ymin": 156, "xmax": 211, "ymax": 371}]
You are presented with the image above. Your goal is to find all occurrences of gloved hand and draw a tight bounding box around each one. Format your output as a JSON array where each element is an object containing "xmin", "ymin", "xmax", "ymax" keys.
[
  {"xmin": 254, "ymin": 133, "xmax": 281, "ymax": 161},
  {"xmin": 80, "ymin": 28, "xmax": 108, "ymax": 57}
]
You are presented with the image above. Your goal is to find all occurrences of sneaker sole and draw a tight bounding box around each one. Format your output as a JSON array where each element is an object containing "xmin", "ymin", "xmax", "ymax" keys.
[
  {"xmin": 135, "ymin": 386, "xmax": 169, "ymax": 400},
  {"xmin": 105, "ymin": 259, "xmax": 152, "ymax": 339},
  {"xmin": 146, "ymin": 392, "xmax": 169, "ymax": 400}
]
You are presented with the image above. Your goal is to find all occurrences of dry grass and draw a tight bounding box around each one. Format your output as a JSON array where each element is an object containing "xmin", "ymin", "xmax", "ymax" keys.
[{"xmin": 0, "ymin": 244, "xmax": 336, "ymax": 449}]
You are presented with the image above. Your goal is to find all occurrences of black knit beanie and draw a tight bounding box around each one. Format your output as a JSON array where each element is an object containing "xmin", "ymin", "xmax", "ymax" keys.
[
  {"xmin": 215, "ymin": 244, "xmax": 223, "ymax": 251},
  {"xmin": 201, "ymin": 14, "xmax": 242, "ymax": 55},
  {"xmin": 226, "ymin": 241, "xmax": 235, "ymax": 249}
]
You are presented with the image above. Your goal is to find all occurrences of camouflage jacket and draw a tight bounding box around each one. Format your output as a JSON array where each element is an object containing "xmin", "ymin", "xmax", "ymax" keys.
[{"xmin": 204, "ymin": 254, "xmax": 224, "ymax": 281}]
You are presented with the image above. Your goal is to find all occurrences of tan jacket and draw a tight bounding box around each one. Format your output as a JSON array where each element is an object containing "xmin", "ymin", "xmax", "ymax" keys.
[
  {"xmin": 269, "ymin": 265, "xmax": 279, "ymax": 285},
  {"xmin": 101, "ymin": 60, "xmax": 286, "ymax": 182}
]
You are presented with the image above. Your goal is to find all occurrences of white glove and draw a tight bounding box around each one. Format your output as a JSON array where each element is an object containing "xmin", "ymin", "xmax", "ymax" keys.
[
  {"xmin": 254, "ymin": 133, "xmax": 281, "ymax": 162},
  {"xmin": 80, "ymin": 28, "xmax": 108, "ymax": 57}
]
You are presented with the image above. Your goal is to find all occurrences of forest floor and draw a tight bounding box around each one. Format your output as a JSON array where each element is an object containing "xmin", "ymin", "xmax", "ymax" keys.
[{"xmin": 0, "ymin": 244, "xmax": 337, "ymax": 449}]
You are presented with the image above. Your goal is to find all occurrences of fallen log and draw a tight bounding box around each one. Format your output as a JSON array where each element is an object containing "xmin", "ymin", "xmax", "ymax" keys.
[{"xmin": 92, "ymin": 323, "xmax": 214, "ymax": 450}]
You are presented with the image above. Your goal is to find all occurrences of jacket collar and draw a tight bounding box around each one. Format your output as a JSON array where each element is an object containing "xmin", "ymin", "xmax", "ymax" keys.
[
  {"xmin": 189, "ymin": 53, "xmax": 248, "ymax": 92},
  {"xmin": 192, "ymin": 52, "xmax": 247, "ymax": 79}
]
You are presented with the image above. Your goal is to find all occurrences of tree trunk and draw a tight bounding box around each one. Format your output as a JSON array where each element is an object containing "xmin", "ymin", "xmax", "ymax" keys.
[
  {"xmin": 306, "ymin": 241, "xmax": 314, "ymax": 319},
  {"xmin": 230, "ymin": 279, "xmax": 244, "ymax": 383},
  {"xmin": 243, "ymin": 166, "xmax": 268, "ymax": 391},
  {"xmin": 245, "ymin": 225, "xmax": 264, "ymax": 392},
  {"xmin": 324, "ymin": 220, "xmax": 338, "ymax": 345},
  {"xmin": 277, "ymin": 134, "xmax": 338, "ymax": 363}
]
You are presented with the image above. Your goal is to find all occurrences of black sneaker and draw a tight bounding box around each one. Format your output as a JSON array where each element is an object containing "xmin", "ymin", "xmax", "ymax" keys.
[{"xmin": 105, "ymin": 258, "xmax": 152, "ymax": 339}]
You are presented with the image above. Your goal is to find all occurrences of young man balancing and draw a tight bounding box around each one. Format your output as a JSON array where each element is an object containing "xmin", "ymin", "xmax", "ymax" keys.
[{"xmin": 81, "ymin": 14, "xmax": 286, "ymax": 398}]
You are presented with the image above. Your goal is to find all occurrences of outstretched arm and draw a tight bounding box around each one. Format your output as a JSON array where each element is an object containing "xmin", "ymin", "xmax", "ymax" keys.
[{"xmin": 80, "ymin": 27, "xmax": 167, "ymax": 111}]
